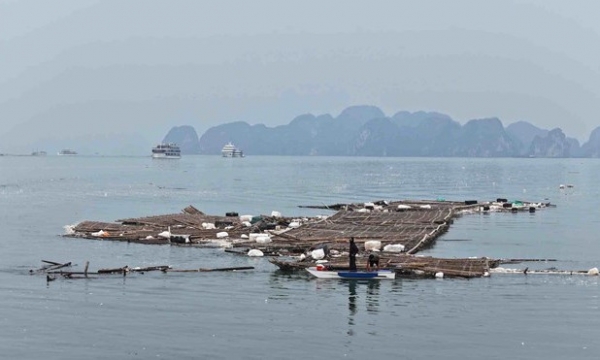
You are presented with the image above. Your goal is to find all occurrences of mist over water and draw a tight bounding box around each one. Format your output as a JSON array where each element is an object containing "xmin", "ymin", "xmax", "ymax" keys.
[{"xmin": 1, "ymin": 155, "xmax": 598, "ymax": 359}]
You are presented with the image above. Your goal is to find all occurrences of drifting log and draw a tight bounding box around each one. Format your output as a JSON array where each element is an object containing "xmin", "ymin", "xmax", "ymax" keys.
[
  {"xmin": 129, "ymin": 265, "xmax": 171, "ymax": 272},
  {"xmin": 97, "ymin": 266, "xmax": 129, "ymax": 274},
  {"xmin": 499, "ymin": 258, "xmax": 558, "ymax": 264},
  {"xmin": 199, "ymin": 266, "xmax": 254, "ymax": 272},
  {"xmin": 62, "ymin": 273, "xmax": 98, "ymax": 279},
  {"xmin": 31, "ymin": 261, "xmax": 72, "ymax": 274},
  {"xmin": 48, "ymin": 262, "xmax": 72, "ymax": 271},
  {"xmin": 164, "ymin": 266, "xmax": 255, "ymax": 273},
  {"xmin": 41, "ymin": 260, "xmax": 63, "ymax": 266}
]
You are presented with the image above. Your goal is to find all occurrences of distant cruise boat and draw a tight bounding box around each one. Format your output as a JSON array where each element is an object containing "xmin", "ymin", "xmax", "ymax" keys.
[
  {"xmin": 221, "ymin": 142, "xmax": 244, "ymax": 158},
  {"xmin": 152, "ymin": 143, "xmax": 181, "ymax": 159},
  {"xmin": 58, "ymin": 149, "xmax": 77, "ymax": 155}
]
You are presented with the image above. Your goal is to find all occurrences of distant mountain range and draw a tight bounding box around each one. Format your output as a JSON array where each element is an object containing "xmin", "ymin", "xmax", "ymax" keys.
[{"xmin": 162, "ymin": 105, "xmax": 600, "ymax": 157}]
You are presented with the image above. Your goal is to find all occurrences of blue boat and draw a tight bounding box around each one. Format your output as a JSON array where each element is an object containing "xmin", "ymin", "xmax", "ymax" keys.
[
  {"xmin": 306, "ymin": 267, "xmax": 395, "ymax": 280},
  {"xmin": 337, "ymin": 271, "xmax": 379, "ymax": 279}
]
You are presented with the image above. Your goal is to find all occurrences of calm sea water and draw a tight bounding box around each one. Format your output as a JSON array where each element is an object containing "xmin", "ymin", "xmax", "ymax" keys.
[{"xmin": 1, "ymin": 155, "xmax": 598, "ymax": 359}]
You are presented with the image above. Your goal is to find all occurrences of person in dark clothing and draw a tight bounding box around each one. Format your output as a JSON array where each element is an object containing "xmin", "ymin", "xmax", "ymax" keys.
[
  {"xmin": 366, "ymin": 253, "xmax": 380, "ymax": 272},
  {"xmin": 349, "ymin": 237, "xmax": 359, "ymax": 271}
]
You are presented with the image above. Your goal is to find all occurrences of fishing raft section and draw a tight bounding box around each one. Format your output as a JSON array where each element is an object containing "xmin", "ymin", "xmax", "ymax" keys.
[{"xmin": 55, "ymin": 198, "xmax": 575, "ymax": 280}]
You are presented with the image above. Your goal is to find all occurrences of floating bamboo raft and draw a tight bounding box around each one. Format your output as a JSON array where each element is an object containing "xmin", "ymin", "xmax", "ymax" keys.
[
  {"xmin": 269, "ymin": 254, "xmax": 503, "ymax": 278},
  {"xmin": 65, "ymin": 199, "xmax": 552, "ymax": 260},
  {"xmin": 268, "ymin": 202, "xmax": 456, "ymax": 254}
]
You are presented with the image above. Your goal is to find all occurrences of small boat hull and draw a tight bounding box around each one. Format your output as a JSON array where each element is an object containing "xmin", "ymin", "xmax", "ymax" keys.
[{"xmin": 306, "ymin": 267, "xmax": 395, "ymax": 280}]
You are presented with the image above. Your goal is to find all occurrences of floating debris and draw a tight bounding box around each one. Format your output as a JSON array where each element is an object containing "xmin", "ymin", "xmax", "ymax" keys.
[{"xmin": 30, "ymin": 260, "xmax": 254, "ymax": 282}]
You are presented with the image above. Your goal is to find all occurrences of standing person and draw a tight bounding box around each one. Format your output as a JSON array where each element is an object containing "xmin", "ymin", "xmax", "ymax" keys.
[{"xmin": 349, "ymin": 237, "xmax": 359, "ymax": 271}]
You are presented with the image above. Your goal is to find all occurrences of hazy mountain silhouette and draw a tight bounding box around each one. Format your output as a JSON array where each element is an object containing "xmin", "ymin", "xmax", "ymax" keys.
[
  {"xmin": 164, "ymin": 105, "xmax": 597, "ymax": 158},
  {"xmin": 580, "ymin": 126, "xmax": 600, "ymax": 157}
]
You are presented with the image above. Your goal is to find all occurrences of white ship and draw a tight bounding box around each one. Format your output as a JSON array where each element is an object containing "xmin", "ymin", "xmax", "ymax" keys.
[
  {"xmin": 152, "ymin": 143, "xmax": 181, "ymax": 159},
  {"xmin": 58, "ymin": 149, "xmax": 77, "ymax": 155},
  {"xmin": 221, "ymin": 142, "xmax": 244, "ymax": 158}
]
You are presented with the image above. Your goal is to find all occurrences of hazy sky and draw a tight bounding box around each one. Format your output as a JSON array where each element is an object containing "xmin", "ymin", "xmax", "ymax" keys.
[{"xmin": 1, "ymin": 0, "xmax": 599, "ymax": 154}]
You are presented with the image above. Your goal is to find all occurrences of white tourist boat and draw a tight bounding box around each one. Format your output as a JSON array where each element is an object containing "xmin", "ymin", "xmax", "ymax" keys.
[
  {"xmin": 57, "ymin": 149, "xmax": 77, "ymax": 155},
  {"xmin": 306, "ymin": 266, "xmax": 396, "ymax": 280},
  {"xmin": 221, "ymin": 142, "xmax": 244, "ymax": 157},
  {"xmin": 152, "ymin": 143, "xmax": 181, "ymax": 159}
]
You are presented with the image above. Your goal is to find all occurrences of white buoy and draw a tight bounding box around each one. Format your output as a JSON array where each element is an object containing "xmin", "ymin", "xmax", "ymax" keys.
[
  {"xmin": 239, "ymin": 215, "xmax": 253, "ymax": 222},
  {"xmin": 202, "ymin": 222, "xmax": 216, "ymax": 230},
  {"xmin": 157, "ymin": 230, "xmax": 171, "ymax": 239},
  {"xmin": 587, "ymin": 267, "xmax": 599, "ymax": 276},
  {"xmin": 249, "ymin": 233, "xmax": 261, "ymax": 241},
  {"xmin": 311, "ymin": 248, "xmax": 325, "ymax": 260},
  {"xmin": 255, "ymin": 235, "xmax": 272, "ymax": 244},
  {"xmin": 91, "ymin": 230, "xmax": 104, "ymax": 237},
  {"xmin": 364, "ymin": 240, "xmax": 382, "ymax": 251},
  {"xmin": 435, "ymin": 272, "xmax": 444, "ymax": 279},
  {"xmin": 383, "ymin": 244, "xmax": 405, "ymax": 253},
  {"xmin": 247, "ymin": 249, "xmax": 264, "ymax": 257}
]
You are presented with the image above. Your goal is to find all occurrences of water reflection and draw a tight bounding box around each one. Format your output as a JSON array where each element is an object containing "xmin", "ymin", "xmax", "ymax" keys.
[
  {"xmin": 346, "ymin": 280, "xmax": 383, "ymax": 336},
  {"xmin": 149, "ymin": 158, "xmax": 181, "ymax": 171},
  {"xmin": 347, "ymin": 280, "xmax": 357, "ymax": 336},
  {"xmin": 366, "ymin": 280, "xmax": 380, "ymax": 313}
]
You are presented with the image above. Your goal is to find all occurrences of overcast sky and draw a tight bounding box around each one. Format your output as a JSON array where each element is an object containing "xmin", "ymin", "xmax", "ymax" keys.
[{"xmin": 1, "ymin": 0, "xmax": 599, "ymax": 154}]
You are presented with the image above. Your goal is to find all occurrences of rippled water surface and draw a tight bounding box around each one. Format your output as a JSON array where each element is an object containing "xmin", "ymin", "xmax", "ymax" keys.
[{"xmin": 1, "ymin": 155, "xmax": 599, "ymax": 359}]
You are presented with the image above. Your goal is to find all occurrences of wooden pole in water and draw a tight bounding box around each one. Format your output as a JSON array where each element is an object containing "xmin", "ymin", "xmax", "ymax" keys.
[
  {"xmin": 84, "ymin": 261, "xmax": 89, "ymax": 278},
  {"xmin": 42, "ymin": 260, "xmax": 63, "ymax": 266},
  {"xmin": 166, "ymin": 266, "xmax": 255, "ymax": 273},
  {"xmin": 199, "ymin": 266, "xmax": 255, "ymax": 272}
]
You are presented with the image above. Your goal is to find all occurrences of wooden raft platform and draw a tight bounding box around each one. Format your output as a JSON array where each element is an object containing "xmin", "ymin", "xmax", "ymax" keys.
[
  {"xmin": 269, "ymin": 254, "xmax": 502, "ymax": 278},
  {"xmin": 64, "ymin": 199, "xmax": 551, "ymax": 258},
  {"xmin": 66, "ymin": 205, "xmax": 299, "ymax": 246},
  {"xmin": 268, "ymin": 202, "xmax": 456, "ymax": 254}
]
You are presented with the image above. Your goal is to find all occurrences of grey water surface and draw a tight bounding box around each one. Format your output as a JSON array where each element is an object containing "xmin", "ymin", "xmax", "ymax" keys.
[{"xmin": 1, "ymin": 155, "xmax": 598, "ymax": 359}]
